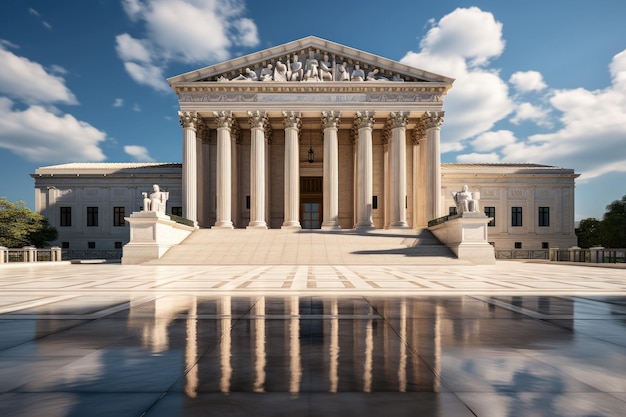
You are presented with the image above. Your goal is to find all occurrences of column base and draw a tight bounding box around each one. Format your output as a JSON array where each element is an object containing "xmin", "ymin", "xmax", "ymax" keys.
[
  {"xmin": 281, "ymin": 221, "xmax": 301, "ymax": 229},
  {"xmin": 355, "ymin": 221, "xmax": 375, "ymax": 230},
  {"xmin": 247, "ymin": 221, "xmax": 268, "ymax": 229},
  {"xmin": 321, "ymin": 222, "xmax": 341, "ymax": 230},
  {"xmin": 389, "ymin": 221, "xmax": 410, "ymax": 229},
  {"xmin": 212, "ymin": 221, "xmax": 234, "ymax": 229}
]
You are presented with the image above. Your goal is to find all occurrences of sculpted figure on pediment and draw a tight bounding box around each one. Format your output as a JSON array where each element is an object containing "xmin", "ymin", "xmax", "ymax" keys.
[
  {"xmin": 304, "ymin": 51, "xmax": 320, "ymax": 81},
  {"xmin": 260, "ymin": 64, "xmax": 273, "ymax": 81},
  {"xmin": 351, "ymin": 64, "xmax": 365, "ymax": 82},
  {"xmin": 337, "ymin": 62, "xmax": 350, "ymax": 81},
  {"xmin": 287, "ymin": 54, "xmax": 303, "ymax": 81},
  {"xmin": 274, "ymin": 60, "xmax": 287, "ymax": 81},
  {"xmin": 320, "ymin": 54, "xmax": 333, "ymax": 81},
  {"xmin": 232, "ymin": 67, "xmax": 258, "ymax": 81}
]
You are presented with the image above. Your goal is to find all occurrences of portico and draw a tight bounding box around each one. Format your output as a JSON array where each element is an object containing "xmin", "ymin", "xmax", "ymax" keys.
[{"xmin": 168, "ymin": 37, "xmax": 453, "ymax": 230}]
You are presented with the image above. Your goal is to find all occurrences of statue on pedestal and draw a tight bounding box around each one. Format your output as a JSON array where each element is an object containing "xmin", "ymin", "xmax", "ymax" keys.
[
  {"xmin": 452, "ymin": 185, "xmax": 480, "ymax": 214},
  {"xmin": 148, "ymin": 184, "xmax": 169, "ymax": 214}
]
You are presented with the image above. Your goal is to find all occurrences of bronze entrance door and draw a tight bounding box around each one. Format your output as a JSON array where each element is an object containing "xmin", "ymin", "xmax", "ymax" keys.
[{"xmin": 300, "ymin": 177, "xmax": 322, "ymax": 229}]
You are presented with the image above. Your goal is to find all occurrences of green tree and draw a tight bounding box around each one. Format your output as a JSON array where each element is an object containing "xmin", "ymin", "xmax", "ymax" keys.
[
  {"xmin": 0, "ymin": 197, "xmax": 58, "ymax": 248},
  {"xmin": 576, "ymin": 218, "xmax": 603, "ymax": 248},
  {"xmin": 599, "ymin": 195, "xmax": 626, "ymax": 248}
]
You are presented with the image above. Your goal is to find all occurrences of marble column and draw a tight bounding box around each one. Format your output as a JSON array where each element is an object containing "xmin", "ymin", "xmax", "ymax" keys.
[
  {"xmin": 213, "ymin": 111, "xmax": 234, "ymax": 228},
  {"xmin": 247, "ymin": 111, "xmax": 268, "ymax": 228},
  {"xmin": 282, "ymin": 111, "xmax": 301, "ymax": 229},
  {"xmin": 355, "ymin": 111, "xmax": 375, "ymax": 229},
  {"xmin": 322, "ymin": 111, "xmax": 341, "ymax": 230},
  {"xmin": 389, "ymin": 112, "xmax": 409, "ymax": 228},
  {"xmin": 179, "ymin": 111, "xmax": 198, "ymax": 225},
  {"xmin": 425, "ymin": 111, "xmax": 444, "ymax": 221}
]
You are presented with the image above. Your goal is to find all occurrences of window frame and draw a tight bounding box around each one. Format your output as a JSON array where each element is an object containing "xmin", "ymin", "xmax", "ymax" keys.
[{"xmin": 511, "ymin": 206, "xmax": 523, "ymax": 227}]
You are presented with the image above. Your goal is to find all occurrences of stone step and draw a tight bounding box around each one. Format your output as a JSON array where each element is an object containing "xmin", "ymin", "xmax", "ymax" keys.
[{"xmin": 148, "ymin": 228, "xmax": 465, "ymax": 265}]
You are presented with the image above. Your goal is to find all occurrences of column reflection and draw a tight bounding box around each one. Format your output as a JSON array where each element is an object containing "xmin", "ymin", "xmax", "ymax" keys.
[
  {"xmin": 184, "ymin": 296, "xmax": 198, "ymax": 398},
  {"xmin": 363, "ymin": 307, "xmax": 373, "ymax": 393},
  {"xmin": 289, "ymin": 295, "xmax": 301, "ymax": 395},
  {"xmin": 329, "ymin": 299, "xmax": 339, "ymax": 393},
  {"xmin": 254, "ymin": 296, "xmax": 266, "ymax": 393},
  {"xmin": 220, "ymin": 296, "xmax": 232, "ymax": 394}
]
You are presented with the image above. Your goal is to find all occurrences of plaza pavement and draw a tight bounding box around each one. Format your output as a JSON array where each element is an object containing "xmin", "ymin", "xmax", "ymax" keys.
[{"xmin": 0, "ymin": 229, "xmax": 625, "ymax": 416}]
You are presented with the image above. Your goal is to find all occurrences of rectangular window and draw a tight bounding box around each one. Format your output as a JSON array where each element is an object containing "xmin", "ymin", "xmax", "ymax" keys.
[
  {"xmin": 372, "ymin": 196, "xmax": 378, "ymax": 210},
  {"xmin": 449, "ymin": 206, "xmax": 457, "ymax": 216},
  {"xmin": 88, "ymin": 241, "xmax": 96, "ymax": 249},
  {"xmin": 484, "ymin": 206, "xmax": 496, "ymax": 226},
  {"xmin": 61, "ymin": 242, "xmax": 70, "ymax": 249},
  {"xmin": 246, "ymin": 195, "xmax": 250, "ymax": 210},
  {"xmin": 114, "ymin": 241, "xmax": 123, "ymax": 249},
  {"xmin": 542, "ymin": 242, "xmax": 549, "ymax": 249},
  {"xmin": 511, "ymin": 207, "xmax": 523, "ymax": 227},
  {"xmin": 171, "ymin": 206, "xmax": 182, "ymax": 217},
  {"xmin": 113, "ymin": 207, "xmax": 125, "ymax": 227},
  {"xmin": 514, "ymin": 242, "xmax": 522, "ymax": 249},
  {"xmin": 87, "ymin": 207, "xmax": 98, "ymax": 227},
  {"xmin": 60, "ymin": 207, "xmax": 71, "ymax": 227},
  {"xmin": 538, "ymin": 207, "xmax": 550, "ymax": 227}
]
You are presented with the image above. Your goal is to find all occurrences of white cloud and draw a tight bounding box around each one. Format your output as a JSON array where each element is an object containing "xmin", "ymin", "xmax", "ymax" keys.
[
  {"xmin": 401, "ymin": 7, "xmax": 513, "ymax": 149},
  {"xmin": 113, "ymin": 98, "xmax": 124, "ymax": 107},
  {"xmin": 0, "ymin": 45, "xmax": 77, "ymax": 105},
  {"xmin": 0, "ymin": 39, "xmax": 19, "ymax": 49},
  {"xmin": 115, "ymin": 33, "xmax": 152, "ymax": 63},
  {"xmin": 116, "ymin": 0, "xmax": 259, "ymax": 91},
  {"xmin": 123, "ymin": 61, "xmax": 169, "ymax": 91},
  {"xmin": 510, "ymin": 102, "xmax": 551, "ymax": 126},
  {"xmin": 132, "ymin": 103, "xmax": 141, "ymax": 112},
  {"xmin": 0, "ymin": 98, "xmax": 107, "ymax": 163},
  {"xmin": 470, "ymin": 130, "xmax": 517, "ymax": 152},
  {"xmin": 509, "ymin": 71, "xmax": 547, "ymax": 93},
  {"xmin": 456, "ymin": 152, "xmax": 501, "ymax": 164},
  {"xmin": 124, "ymin": 145, "xmax": 154, "ymax": 162}
]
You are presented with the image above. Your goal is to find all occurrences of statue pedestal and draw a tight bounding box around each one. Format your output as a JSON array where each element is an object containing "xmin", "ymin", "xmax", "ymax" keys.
[
  {"xmin": 122, "ymin": 211, "xmax": 195, "ymax": 264},
  {"xmin": 429, "ymin": 213, "xmax": 495, "ymax": 265}
]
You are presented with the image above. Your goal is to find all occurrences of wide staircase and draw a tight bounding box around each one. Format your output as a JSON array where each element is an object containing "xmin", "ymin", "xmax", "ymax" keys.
[{"xmin": 149, "ymin": 228, "xmax": 465, "ymax": 265}]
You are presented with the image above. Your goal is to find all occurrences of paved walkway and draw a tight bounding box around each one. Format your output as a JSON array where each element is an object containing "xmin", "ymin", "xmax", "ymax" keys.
[{"xmin": 1, "ymin": 261, "xmax": 624, "ymax": 297}]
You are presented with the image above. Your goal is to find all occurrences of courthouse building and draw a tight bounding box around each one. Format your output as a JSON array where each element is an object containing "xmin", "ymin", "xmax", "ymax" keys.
[{"xmin": 32, "ymin": 37, "xmax": 579, "ymax": 254}]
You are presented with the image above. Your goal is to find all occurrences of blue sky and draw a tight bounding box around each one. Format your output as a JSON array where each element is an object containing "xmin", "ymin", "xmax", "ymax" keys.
[{"xmin": 1, "ymin": 0, "xmax": 625, "ymax": 221}]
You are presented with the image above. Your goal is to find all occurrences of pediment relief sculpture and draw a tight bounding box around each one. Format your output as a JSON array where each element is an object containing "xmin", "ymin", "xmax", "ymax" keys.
[{"xmin": 208, "ymin": 49, "xmax": 415, "ymax": 84}]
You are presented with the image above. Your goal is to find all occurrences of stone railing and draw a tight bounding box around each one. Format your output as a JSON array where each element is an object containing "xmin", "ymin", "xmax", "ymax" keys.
[
  {"xmin": 549, "ymin": 247, "xmax": 625, "ymax": 264},
  {"xmin": 0, "ymin": 246, "xmax": 63, "ymax": 264},
  {"xmin": 495, "ymin": 250, "xmax": 549, "ymax": 260}
]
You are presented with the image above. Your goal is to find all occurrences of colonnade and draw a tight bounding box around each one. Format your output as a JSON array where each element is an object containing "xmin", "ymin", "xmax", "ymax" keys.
[{"xmin": 178, "ymin": 110, "xmax": 444, "ymax": 229}]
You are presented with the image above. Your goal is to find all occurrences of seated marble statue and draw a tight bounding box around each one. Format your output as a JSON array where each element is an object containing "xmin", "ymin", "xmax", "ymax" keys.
[
  {"xmin": 260, "ymin": 64, "xmax": 273, "ymax": 81},
  {"xmin": 319, "ymin": 54, "xmax": 333, "ymax": 81},
  {"xmin": 287, "ymin": 54, "xmax": 303, "ymax": 81},
  {"xmin": 304, "ymin": 51, "xmax": 319, "ymax": 81},
  {"xmin": 337, "ymin": 62, "xmax": 350, "ymax": 81},
  {"xmin": 351, "ymin": 64, "xmax": 365, "ymax": 81},
  {"xmin": 149, "ymin": 184, "xmax": 169, "ymax": 214},
  {"xmin": 452, "ymin": 185, "xmax": 479, "ymax": 214},
  {"xmin": 273, "ymin": 61, "xmax": 287, "ymax": 81}
]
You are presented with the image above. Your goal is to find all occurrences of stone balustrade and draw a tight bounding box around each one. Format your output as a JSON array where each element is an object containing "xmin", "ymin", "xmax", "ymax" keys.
[{"xmin": 0, "ymin": 246, "xmax": 63, "ymax": 264}]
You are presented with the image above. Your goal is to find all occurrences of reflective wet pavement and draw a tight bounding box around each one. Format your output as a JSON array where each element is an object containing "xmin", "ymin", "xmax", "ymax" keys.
[{"xmin": 0, "ymin": 287, "xmax": 625, "ymax": 416}]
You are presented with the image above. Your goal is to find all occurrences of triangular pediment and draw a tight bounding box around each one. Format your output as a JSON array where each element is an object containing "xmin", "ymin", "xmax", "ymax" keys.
[{"xmin": 168, "ymin": 36, "xmax": 454, "ymax": 85}]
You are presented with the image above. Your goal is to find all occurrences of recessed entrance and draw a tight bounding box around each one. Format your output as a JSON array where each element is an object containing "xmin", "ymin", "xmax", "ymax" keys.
[{"xmin": 300, "ymin": 177, "xmax": 322, "ymax": 229}]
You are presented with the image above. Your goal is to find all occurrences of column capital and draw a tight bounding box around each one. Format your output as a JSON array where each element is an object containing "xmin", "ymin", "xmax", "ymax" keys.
[
  {"xmin": 388, "ymin": 111, "xmax": 409, "ymax": 129},
  {"xmin": 282, "ymin": 111, "xmax": 301, "ymax": 130},
  {"xmin": 247, "ymin": 110, "xmax": 267, "ymax": 129},
  {"xmin": 321, "ymin": 110, "xmax": 341, "ymax": 130},
  {"xmin": 412, "ymin": 119, "xmax": 427, "ymax": 144},
  {"xmin": 423, "ymin": 111, "xmax": 445, "ymax": 129},
  {"xmin": 178, "ymin": 111, "xmax": 198, "ymax": 129},
  {"xmin": 213, "ymin": 110, "xmax": 234, "ymax": 130},
  {"xmin": 354, "ymin": 111, "xmax": 375, "ymax": 130}
]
